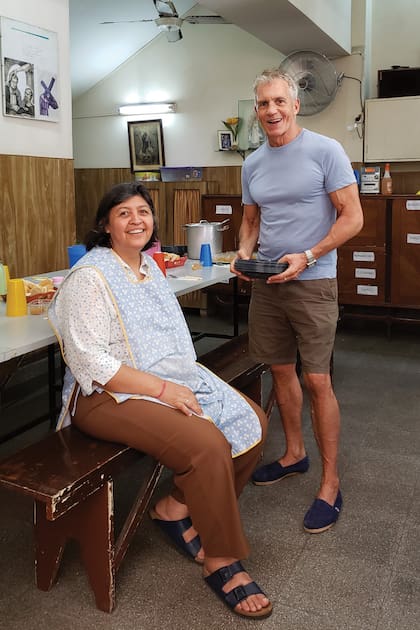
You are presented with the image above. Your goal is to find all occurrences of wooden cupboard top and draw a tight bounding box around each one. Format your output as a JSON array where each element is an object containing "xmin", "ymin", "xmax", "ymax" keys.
[{"xmin": 360, "ymin": 194, "xmax": 420, "ymax": 199}]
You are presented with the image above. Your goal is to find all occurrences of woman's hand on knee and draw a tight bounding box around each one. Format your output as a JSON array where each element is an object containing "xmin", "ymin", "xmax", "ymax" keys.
[{"xmin": 161, "ymin": 382, "xmax": 202, "ymax": 416}]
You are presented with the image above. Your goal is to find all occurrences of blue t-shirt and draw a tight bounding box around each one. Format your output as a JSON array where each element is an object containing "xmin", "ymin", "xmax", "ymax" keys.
[{"xmin": 241, "ymin": 128, "xmax": 356, "ymax": 279}]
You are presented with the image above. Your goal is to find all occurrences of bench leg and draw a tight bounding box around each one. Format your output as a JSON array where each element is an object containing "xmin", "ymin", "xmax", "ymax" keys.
[
  {"xmin": 241, "ymin": 376, "xmax": 262, "ymax": 408},
  {"xmin": 34, "ymin": 480, "xmax": 116, "ymax": 613}
]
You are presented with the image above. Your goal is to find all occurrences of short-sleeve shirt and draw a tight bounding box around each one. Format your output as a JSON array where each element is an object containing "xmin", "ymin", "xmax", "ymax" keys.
[{"xmin": 241, "ymin": 128, "xmax": 356, "ymax": 279}]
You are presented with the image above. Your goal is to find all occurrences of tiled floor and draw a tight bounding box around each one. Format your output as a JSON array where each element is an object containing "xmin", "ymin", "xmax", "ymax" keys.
[{"xmin": 0, "ymin": 313, "xmax": 419, "ymax": 630}]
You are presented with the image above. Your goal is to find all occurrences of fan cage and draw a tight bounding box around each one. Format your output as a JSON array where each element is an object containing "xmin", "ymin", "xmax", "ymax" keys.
[{"xmin": 279, "ymin": 51, "xmax": 340, "ymax": 116}]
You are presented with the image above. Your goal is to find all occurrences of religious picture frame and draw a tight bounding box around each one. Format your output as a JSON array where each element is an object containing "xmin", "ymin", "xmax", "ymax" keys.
[
  {"xmin": 218, "ymin": 129, "xmax": 233, "ymax": 151},
  {"xmin": 127, "ymin": 119, "xmax": 165, "ymax": 172},
  {"xmin": 0, "ymin": 17, "xmax": 59, "ymax": 122}
]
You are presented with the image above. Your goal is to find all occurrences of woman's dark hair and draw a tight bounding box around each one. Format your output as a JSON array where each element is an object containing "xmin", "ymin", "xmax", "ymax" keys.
[{"xmin": 84, "ymin": 182, "xmax": 159, "ymax": 251}]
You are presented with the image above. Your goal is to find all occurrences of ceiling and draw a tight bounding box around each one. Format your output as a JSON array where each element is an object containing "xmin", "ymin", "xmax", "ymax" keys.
[
  {"xmin": 69, "ymin": 0, "xmax": 199, "ymax": 99},
  {"xmin": 69, "ymin": 0, "xmax": 350, "ymax": 101}
]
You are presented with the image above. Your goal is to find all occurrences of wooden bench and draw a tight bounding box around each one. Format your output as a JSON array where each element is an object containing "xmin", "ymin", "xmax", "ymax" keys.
[{"xmin": 0, "ymin": 333, "xmax": 268, "ymax": 613}]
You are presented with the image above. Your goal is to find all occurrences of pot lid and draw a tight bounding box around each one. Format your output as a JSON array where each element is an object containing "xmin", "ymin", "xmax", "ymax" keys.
[{"xmin": 183, "ymin": 219, "xmax": 229, "ymax": 227}]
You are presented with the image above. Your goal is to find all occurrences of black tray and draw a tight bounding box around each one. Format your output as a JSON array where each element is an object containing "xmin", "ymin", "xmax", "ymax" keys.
[
  {"xmin": 234, "ymin": 259, "xmax": 289, "ymax": 279},
  {"xmin": 162, "ymin": 245, "xmax": 188, "ymax": 256}
]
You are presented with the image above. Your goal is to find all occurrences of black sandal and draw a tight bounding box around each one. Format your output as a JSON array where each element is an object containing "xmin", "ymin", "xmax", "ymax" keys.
[
  {"xmin": 149, "ymin": 508, "xmax": 203, "ymax": 564},
  {"xmin": 204, "ymin": 560, "xmax": 272, "ymax": 619}
]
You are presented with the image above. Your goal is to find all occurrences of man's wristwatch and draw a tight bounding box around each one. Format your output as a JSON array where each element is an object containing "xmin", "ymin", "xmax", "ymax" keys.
[{"xmin": 304, "ymin": 249, "xmax": 317, "ymax": 267}]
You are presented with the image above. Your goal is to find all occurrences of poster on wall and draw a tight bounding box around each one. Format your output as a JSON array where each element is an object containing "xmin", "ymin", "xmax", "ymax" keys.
[{"xmin": 0, "ymin": 17, "xmax": 59, "ymax": 122}]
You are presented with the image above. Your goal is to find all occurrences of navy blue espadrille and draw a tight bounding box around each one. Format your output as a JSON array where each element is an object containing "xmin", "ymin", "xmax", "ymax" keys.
[
  {"xmin": 303, "ymin": 490, "xmax": 343, "ymax": 534},
  {"xmin": 252, "ymin": 455, "xmax": 309, "ymax": 486}
]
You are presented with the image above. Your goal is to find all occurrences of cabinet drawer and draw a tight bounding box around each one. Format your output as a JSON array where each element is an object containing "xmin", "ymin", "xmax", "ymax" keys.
[{"xmin": 338, "ymin": 245, "xmax": 386, "ymax": 305}]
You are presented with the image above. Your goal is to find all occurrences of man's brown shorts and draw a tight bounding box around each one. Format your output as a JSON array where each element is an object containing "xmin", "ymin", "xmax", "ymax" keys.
[{"xmin": 248, "ymin": 278, "xmax": 338, "ymax": 374}]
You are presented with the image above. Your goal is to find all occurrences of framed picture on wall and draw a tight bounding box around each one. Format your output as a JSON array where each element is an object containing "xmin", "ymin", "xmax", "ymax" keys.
[
  {"xmin": 0, "ymin": 17, "xmax": 59, "ymax": 122},
  {"xmin": 218, "ymin": 129, "xmax": 233, "ymax": 151},
  {"xmin": 127, "ymin": 119, "xmax": 165, "ymax": 171}
]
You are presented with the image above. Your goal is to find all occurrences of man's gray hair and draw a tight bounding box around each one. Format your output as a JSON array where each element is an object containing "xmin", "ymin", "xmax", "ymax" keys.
[{"xmin": 253, "ymin": 69, "xmax": 298, "ymax": 102}]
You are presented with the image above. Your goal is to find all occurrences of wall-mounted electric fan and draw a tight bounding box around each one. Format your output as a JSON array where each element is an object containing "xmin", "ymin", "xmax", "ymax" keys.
[{"xmin": 279, "ymin": 50, "xmax": 343, "ymax": 115}]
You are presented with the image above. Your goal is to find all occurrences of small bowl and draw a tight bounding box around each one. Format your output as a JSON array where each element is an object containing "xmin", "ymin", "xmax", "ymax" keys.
[{"xmin": 28, "ymin": 299, "xmax": 50, "ymax": 315}]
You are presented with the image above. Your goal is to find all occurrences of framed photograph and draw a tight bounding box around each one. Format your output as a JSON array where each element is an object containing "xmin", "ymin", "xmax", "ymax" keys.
[
  {"xmin": 218, "ymin": 129, "xmax": 233, "ymax": 151},
  {"xmin": 1, "ymin": 17, "xmax": 59, "ymax": 122},
  {"xmin": 128, "ymin": 119, "xmax": 165, "ymax": 171}
]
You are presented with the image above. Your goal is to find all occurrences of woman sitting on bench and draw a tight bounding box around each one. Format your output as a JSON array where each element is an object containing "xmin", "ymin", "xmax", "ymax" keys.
[{"xmin": 49, "ymin": 182, "xmax": 272, "ymax": 620}]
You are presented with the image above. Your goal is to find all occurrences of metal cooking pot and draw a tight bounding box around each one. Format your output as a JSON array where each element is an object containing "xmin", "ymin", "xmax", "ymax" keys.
[{"xmin": 182, "ymin": 219, "xmax": 229, "ymax": 260}]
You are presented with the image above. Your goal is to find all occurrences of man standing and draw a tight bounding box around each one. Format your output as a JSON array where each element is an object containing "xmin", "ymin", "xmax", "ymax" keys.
[{"xmin": 233, "ymin": 69, "xmax": 363, "ymax": 533}]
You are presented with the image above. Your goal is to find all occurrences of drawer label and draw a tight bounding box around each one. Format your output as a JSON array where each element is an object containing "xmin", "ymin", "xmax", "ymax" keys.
[
  {"xmin": 355, "ymin": 268, "xmax": 376, "ymax": 279},
  {"xmin": 407, "ymin": 233, "xmax": 420, "ymax": 244},
  {"xmin": 353, "ymin": 251, "xmax": 375, "ymax": 262},
  {"xmin": 357, "ymin": 285, "xmax": 378, "ymax": 296},
  {"xmin": 216, "ymin": 205, "xmax": 233, "ymax": 214},
  {"xmin": 406, "ymin": 201, "xmax": 420, "ymax": 210}
]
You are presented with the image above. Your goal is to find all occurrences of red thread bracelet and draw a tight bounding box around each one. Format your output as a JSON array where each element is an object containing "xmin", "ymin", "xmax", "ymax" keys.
[{"xmin": 156, "ymin": 381, "xmax": 167, "ymax": 399}]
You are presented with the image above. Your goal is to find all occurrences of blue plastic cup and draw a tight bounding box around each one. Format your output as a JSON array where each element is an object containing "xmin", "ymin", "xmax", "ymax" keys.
[
  {"xmin": 199, "ymin": 243, "xmax": 213, "ymax": 267},
  {"xmin": 67, "ymin": 244, "xmax": 87, "ymax": 267}
]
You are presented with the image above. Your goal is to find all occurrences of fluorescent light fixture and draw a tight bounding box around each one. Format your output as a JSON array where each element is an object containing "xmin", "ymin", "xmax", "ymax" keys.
[{"xmin": 118, "ymin": 102, "xmax": 177, "ymax": 115}]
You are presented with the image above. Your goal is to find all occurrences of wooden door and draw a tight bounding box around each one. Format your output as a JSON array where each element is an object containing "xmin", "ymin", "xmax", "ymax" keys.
[
  {"xmin": 391, "ymin": 196, "xmax": 420, "ymax": 307},
  {"xmin": 201, "ymin": 194, "xmax": 243, "ymax": 252}
]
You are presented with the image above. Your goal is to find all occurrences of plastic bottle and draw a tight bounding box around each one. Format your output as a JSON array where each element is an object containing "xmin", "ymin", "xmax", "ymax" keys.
[{"xmin": 381, "ymin": 163, "xmax": 393, "ymax": 195}]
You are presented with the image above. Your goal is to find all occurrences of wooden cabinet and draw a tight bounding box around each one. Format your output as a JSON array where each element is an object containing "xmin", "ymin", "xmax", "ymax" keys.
[
  {"xmin": 338, "ymin": 245, "xmax": 387, "ymax": 306},
  {"xmin": 337, "ymin": 196, "xmax": 389, "ymax": 306},
  {"xmin": 390, "ymin": 197, "xmax": 420, "ymax": 307},
  {"xmin": 346, "ymin": 196, "xmax": 387, "ymax": 248},
  {"xmin": 338, "ymin": 195, "xmax": 420, "ymax": 324}
]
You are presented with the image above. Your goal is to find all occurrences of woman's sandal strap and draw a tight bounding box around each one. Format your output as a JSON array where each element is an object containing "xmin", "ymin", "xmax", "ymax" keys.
[
  {"xmin": 205, "ymin": 561, "xmax": 272, "ymax": 617},
  {"xmin": 205, "ymin": 560, "xmax": 245, "ymax": 590},
  {"xmin": 224, "ymin": 581, "xmax": 265, "ymax": 609},
  {"xmin": 150, "ymin": 511, "xmax": 202, "ymax": 561}
]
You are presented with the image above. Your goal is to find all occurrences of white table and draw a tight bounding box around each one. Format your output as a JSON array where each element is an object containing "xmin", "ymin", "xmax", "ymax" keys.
[
  {"xmin": 0, "ymin": 262, "xmax": 234, "ymax": 363},
  {"xmin": 165, "ymin": 259, "xmax": 233, "ymax": 297},
  {"xmin": 0, "ymin": 262, "xmax": 235, "ymax": 438}
]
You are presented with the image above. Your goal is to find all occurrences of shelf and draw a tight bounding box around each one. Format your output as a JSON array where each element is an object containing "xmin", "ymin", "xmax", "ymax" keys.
[{"xmin": 217, "ymin": 147, "xmax": 257, "ymax": 160}]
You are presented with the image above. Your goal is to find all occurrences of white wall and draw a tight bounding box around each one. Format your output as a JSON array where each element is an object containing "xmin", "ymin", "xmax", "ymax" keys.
[
  {"xmin": 72, "ymin": 0, "xmax": 420, "ymax": 170},
  {"xmin": 73, "ymin": 25, "xmax": 278, "ymax": 168},
  {"xmin": 0, "ymin": 0, "xmax": 72, "ymax": 158},
  {"xmin": 291, "ymin": 0, "xmax": 351, "ymax": 52},
  {"xmin": 297, "ymin": 52, "xmax": 364, "ymax": 161},
  {"xmin": 370, "ymin": 0, "xmax": 420, "ymax": 98},
  {"xmin": 73, "ymin": 21, "xmax": 364, "ymax": 168}
]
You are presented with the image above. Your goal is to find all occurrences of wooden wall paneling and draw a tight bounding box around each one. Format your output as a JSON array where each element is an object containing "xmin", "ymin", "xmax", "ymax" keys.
[
  {"xmin": 146, "ymin": 184, "xmax": 166, "ymax": 243},
  {"xmin": 166, "ymin": 181, "xmax": 217, "ymax": 246},
  {"xmin": 0, "ymin": 155, "xmax": 17, "ymax": 276},
  {"xmin": 202, "ymin": 166, "xmax": 241, "ymax": 194},
  {"xmin": 74, "ymin": 168, "xmax": 132, "ymax": 241},
  {"xmin": 170, "ymin": 182, "xmax": 220, "ymax": 310},
  {"xmin": 73, "ymin": 167, "xmax": 243, "ymax": 247},
  {"xmin": 0, "ymin": 155, "xmax": 75, "ymax": 277}
]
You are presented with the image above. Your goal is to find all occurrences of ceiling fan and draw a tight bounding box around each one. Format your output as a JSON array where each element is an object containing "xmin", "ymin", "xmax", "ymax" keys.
[{"xmin": 101, "ymin": 0, "xmax": 230, "ymax": 43}]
